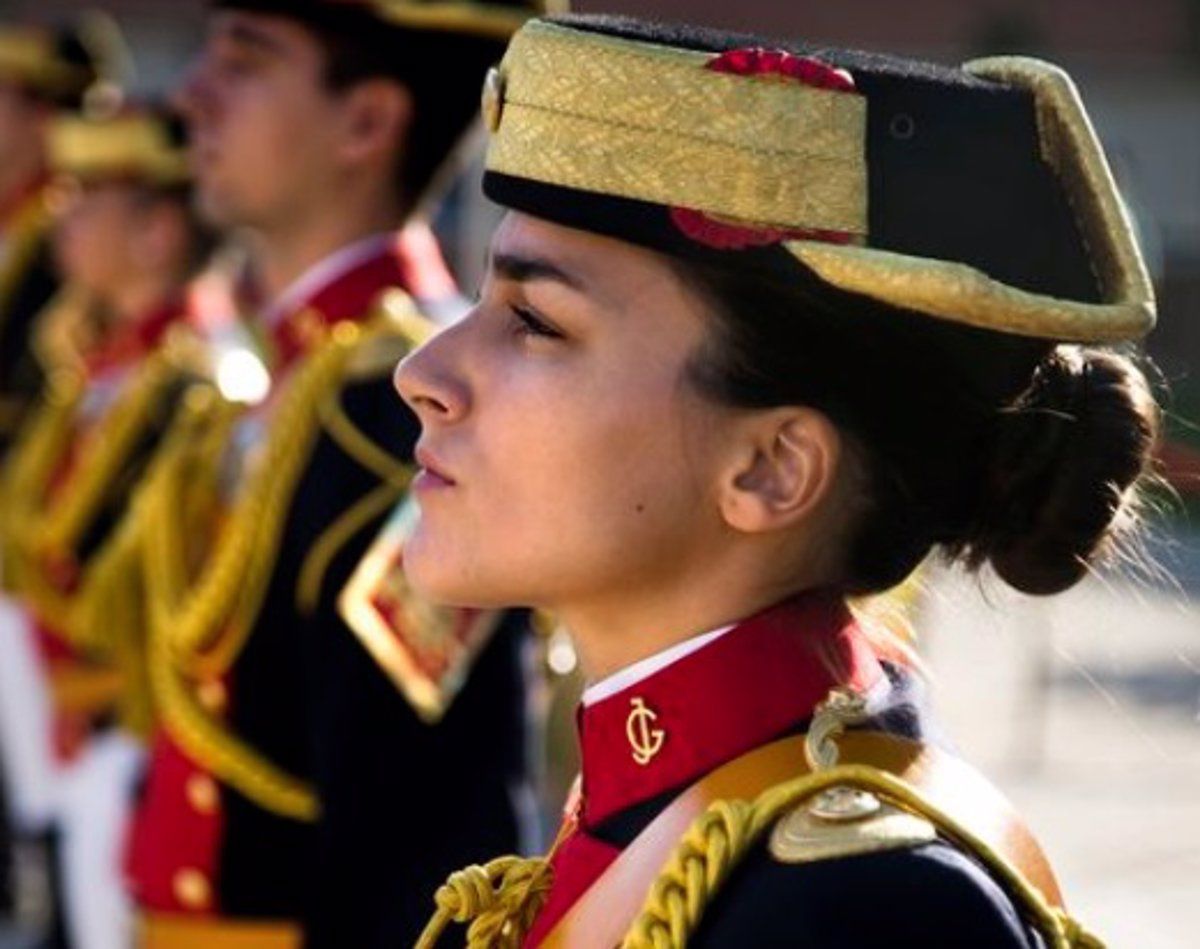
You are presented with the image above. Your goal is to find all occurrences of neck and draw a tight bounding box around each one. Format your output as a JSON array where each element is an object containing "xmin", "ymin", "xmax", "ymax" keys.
[
  {"xmin": 557, "ymin": 549, "xmax": 825, "ymax": 682},
  {"xmin": 253, "ymin": 181, "xmax": 404, "ymax": 303}
]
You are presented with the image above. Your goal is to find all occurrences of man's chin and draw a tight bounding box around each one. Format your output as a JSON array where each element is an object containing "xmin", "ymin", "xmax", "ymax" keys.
[{"xmin": 193, "ymin": 188, "xmax": 244, "ymax": 231}]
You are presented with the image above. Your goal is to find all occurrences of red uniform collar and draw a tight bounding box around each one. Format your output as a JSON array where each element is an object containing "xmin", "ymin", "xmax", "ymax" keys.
[
  {"xmin": 268, "ymin": 222, "xmax": 455, "ymax": 372},
  {"xmin": 575, "ymin": 590, "xmax": 883, "ymax": 828},
  {"xmin": 84, "ymin": 297, "xmax": 189, "ymax": 379}
]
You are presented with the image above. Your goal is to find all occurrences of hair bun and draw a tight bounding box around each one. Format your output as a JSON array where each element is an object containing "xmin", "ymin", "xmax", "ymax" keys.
[{"xmin": 967, "ymin": 346, "xmax": 1159, "ymax": 595}]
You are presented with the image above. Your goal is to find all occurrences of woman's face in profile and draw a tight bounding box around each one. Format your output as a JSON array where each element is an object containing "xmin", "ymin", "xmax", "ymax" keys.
[{"xmin": 395, "ymin": 212, "xmax": 746, "ymax": 613}]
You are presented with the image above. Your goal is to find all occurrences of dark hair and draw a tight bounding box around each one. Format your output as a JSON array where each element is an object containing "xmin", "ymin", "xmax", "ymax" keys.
[
  {"xmin": 676, "ymin": 254, "xmax": 1160, "ymax": 597},
  {"xmin": 219, "ymin": 2, "xmax": 503, "ymax": 209}
]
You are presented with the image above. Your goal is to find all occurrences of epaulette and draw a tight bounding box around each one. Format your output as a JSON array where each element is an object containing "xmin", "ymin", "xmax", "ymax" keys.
[
  {"xmin": 616, "ymin": 692, "xmax": 1105, "ymax": 949},
  {"xmin": 419, "ymin": 691, "xmax": 1104, "ymax": 949},
  {"xmin": 766, "ymin": 782, "xmax": 936, "ymax": 865}
]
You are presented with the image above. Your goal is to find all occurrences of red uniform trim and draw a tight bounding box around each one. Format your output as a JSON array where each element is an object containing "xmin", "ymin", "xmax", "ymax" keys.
[{"xmin": 526, "ymin": 590, "xmax": 883, "ymax": 946}]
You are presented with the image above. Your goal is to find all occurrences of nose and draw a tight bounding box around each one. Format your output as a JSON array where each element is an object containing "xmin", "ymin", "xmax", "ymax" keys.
[{"xmin": 393, "ymin": 329, "xmax": 469, "ymax": 426}]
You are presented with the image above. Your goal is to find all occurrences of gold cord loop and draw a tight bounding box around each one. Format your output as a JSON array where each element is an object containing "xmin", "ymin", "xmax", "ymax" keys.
[
  {"xmin": 623, "ymin": 763, "xmax": 1104, "ymax": 949},
  {"xmin": 417, "ymin": 856, "xmax": 553, "ymax": 949}
]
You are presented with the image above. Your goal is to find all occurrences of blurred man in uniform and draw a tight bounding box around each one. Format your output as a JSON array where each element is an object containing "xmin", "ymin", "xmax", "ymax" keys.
[{"xmin": 121, "ymin": 3, "xmax": 551, "ymax": 945}]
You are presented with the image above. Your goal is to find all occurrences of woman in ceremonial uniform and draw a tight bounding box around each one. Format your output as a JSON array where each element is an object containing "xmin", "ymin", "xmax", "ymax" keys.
[{"xmin": 402, "ymin": 14, "xmax": 1160, "ymax": 948}]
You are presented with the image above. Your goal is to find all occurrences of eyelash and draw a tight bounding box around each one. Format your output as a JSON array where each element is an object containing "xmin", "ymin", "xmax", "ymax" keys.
[{"xmin": 510, "ymin": 304, "xmax": 564, "ymax": 340}]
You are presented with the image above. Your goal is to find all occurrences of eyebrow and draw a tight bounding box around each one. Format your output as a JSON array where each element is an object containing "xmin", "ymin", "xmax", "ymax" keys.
[
  {"xmin": 491, "ymin": 252, "xmax": 587, "ymax": 292},
  {"xmin": 219, "ymin": 21, "xmax": 287, "ymax": 57}
]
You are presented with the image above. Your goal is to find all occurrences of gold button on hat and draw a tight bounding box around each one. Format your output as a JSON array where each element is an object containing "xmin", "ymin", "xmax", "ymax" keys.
[{"xmin": 172, "ymin": 868, "xmax": 212, "ymax": 909}]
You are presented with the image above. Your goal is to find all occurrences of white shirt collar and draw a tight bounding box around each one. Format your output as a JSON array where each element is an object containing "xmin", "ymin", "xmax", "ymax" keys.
[
  {"xmin": 261, "ymin": 231, "xmax": 396, "ymax": 328},
  {"xmin": 581, "ymin": 624, "xmax": 736, "ymax": 706}
]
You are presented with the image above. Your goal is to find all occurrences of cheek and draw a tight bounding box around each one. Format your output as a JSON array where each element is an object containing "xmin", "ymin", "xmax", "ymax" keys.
[
  {"xmin": 407, "ymin": 354, "xmax": 713, "ymax": 607},
  {"xmin": 57, "ymin": 214, "xmax": 119, "ymax": 283}
]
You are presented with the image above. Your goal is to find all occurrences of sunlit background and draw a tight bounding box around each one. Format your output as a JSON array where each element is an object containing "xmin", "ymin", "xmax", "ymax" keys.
[{"xmin": 2, "ymin": 2, "xmax": 1198, "ymax": 947}]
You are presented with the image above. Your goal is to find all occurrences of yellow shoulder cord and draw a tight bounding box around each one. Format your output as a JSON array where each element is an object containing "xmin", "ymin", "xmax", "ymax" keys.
[
  {"xmin": 144, "ymin": 322, "xmax": 366, "ymax": 680},
  {"xmin": 148, "ymin": 600, "xmax": 319, "ymax": 820},
  {"xmin": 8, "ymin": 355, "xmax": 177, "ymax": 637},
  {"xmin": 133, "ymin": 385, "xmax": 319, "ymax": 819},
  {"xmin": 0, "ymin": 369, "xmax": 83, "ymax": 596},
  {"xmin": 293, "ymin": 382, "xmax": 414, "ymax": 614},
  {"xmin": 620, "ymin": 693, "xmax": 1103, "ymax": 949},
  {"xmin": 0, "ymin": 194, "xmax": 51, "ymax": 337},
  {"xmin": 139, "ymin": 321, "xmax": 398, "ymax": 820},
  {"xmin": 70, "ymin": 498, "xmax": 154, "ymax": 737},
  {"xmin": 417, "ymin": 690, "xmax": 1104, "ymax": 949},
  {"xmin": 39, "ymin": 353, "xmax": 174, "ymax": 562}
]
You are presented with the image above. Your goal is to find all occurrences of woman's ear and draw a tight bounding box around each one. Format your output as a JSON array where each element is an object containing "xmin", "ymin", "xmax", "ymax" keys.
[
  {"xmin": 336, "ymin": 79, "xmax": 413, "ymax": 167},
  {"xmin": 717, "ymin": 408, "xmax": 841, "ymax": 535}
]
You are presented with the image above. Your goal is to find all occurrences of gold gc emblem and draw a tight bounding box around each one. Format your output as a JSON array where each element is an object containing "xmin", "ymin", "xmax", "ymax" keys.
[{"xmin": 626, "ymin": 697, "xmax": 666, "ymax": 765}]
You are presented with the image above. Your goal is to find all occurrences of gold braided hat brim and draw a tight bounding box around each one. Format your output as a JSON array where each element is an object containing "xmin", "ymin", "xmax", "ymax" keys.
[
  {"xmin": 48, "ymin": 113, "xmax": 189, "ymax": 186},
  {"xmin": 483, "ymin": 21, "xmax": 1155, "ymax": 343}
]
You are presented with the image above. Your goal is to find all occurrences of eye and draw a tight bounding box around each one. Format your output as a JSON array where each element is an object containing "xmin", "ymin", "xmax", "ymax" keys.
[{"xmin": 510, "ymin": 304, "xmax": 564, "ymax": 341}]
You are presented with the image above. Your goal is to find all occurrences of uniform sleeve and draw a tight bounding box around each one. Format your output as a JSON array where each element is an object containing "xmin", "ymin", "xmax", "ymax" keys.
[{"xmin": 692, "ymin": 840, "xmax": 1045, "ymax": 948}]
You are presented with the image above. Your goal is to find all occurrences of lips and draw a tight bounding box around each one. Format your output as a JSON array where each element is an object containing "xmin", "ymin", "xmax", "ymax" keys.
[{"xmin": 414, "ymin": 445, "xmax": 457, "ymax": 489}]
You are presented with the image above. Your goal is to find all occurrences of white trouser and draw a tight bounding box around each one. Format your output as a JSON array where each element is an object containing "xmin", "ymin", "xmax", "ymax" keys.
[
  {"xmin": 57, "ymin": 730, "xmax": 145, "ymax": 949},
  {"xmin": 0, "ymin": 595, "xmax": 60, "ymax": 832}
]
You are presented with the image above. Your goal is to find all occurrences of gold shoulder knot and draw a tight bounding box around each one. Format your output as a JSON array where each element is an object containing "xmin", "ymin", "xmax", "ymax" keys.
[{"xmin": 767, "ymin": 783, "xmax": 936, "ymax": 865}]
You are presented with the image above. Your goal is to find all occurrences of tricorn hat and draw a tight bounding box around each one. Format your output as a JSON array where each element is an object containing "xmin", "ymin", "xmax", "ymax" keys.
[{"xmin": 481, "ymin": 15, "xmax": 1154, "ymax": 344}]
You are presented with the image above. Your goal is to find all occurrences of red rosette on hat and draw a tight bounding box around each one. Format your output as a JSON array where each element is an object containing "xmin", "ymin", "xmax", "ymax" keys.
[{"xmin": 669, "ymin": 48, "xmax": 860, "ymax": 251}]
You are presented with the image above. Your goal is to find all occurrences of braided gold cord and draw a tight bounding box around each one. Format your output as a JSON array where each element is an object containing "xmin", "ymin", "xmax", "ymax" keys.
[
  {"xmin": 7, "ymin": 355, "xmax": 180, "ymax": 642},
  {"xmin": 0, "ymin": 372, "xmax": 83, "ymax": 594},
  {"xmin": 416, "ymin": 856, "xmax": 553, "ymax": 949},
  {"xmin": 39, "ymin": 354, "xmax": 173, "ymax": 559},
  {"xmin": 138, "ymin": 319, "xmax": 412, "ymax": 819},
  {"xmin": 143, "ymin": 329, "xmax": 358, "ymax": 678},
  {"xmin": 622, "ymin": 765, "xmax": 1104, "ymax": 949},
  {"xmin": 148, "ymin": 602, "xmax": 319, "ymax": 820},
  {"xmin": 71, "ymin": 504, "xmax": 154, "ymax": 735},
  {"xmin": 0, "ymin": 192, "xmax": 50, "ymax": 327}
]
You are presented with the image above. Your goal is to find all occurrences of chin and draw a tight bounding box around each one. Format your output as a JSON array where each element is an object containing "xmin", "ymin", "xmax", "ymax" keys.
[{"xmin": 403, "ymin": 545, "xmax": 527, "ymax": 612}]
